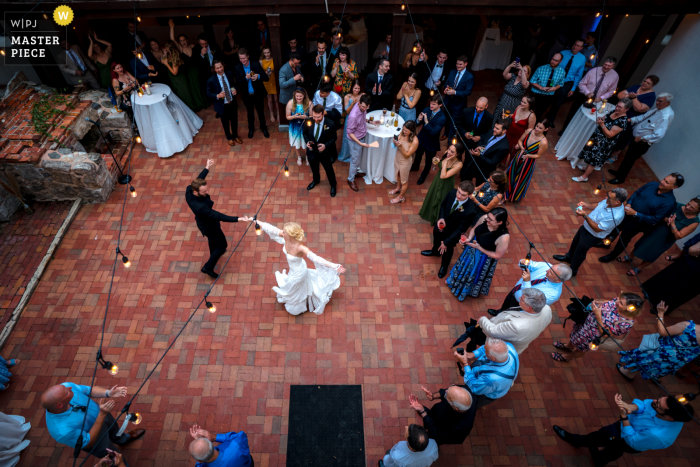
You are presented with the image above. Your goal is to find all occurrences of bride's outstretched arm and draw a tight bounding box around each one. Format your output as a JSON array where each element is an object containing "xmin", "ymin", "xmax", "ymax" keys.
[
  {"xmin": 305, "ymin": 250, "xmax": 346, "ymax": 274},
  {"xmin": 257, "ymin": 221, "xmax": 285, "ymax": 245}
]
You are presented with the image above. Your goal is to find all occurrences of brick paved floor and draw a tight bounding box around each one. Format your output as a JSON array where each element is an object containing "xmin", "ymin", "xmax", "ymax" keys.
[{"xmin": 1, "ymin": 71, "xmax": 699, "ymax": 467}]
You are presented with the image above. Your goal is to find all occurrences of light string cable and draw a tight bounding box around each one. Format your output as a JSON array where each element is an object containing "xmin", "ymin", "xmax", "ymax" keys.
[
  {"xmin": 402, "ymin": 1, "xmax": 700, "ymax": 423},
  {"xmin": 314, "ymin": 0, "xmax": 350, "ymax": 94}
]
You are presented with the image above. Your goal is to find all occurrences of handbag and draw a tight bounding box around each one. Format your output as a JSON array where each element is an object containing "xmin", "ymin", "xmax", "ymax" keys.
[{"xmin": 638, "ymin": 333, "xmax": 661, "ymax": 352}]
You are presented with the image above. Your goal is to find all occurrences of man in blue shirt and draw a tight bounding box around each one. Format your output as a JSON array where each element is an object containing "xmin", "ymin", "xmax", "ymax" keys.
[
  {"xmin": 41, "ymin": 382, "xmax": 144, "ymax": 465},
  {"xmin": 529, "ymin": 53, "xmax": 566, "ymax": 119},
  {"xmin": 453, "ymin": 337, "xmax": 519, "ymax": 408},
  {"xmin": 544, "ymin": 38, "xmax": 586, "ymax": 127},
  {"xmin": 189, "ymin": 424, "xmax": 253, "ymax": 467},
  {"xmin": 599, "ymin": 174, "xmax": 682, "ymax": 268},
  {"xmin": 554, "ymin": 394, "xmax": 694, "ymax": 467}
]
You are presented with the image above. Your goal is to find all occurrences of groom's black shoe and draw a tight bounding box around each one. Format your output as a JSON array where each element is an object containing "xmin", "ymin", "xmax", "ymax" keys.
[
  {"xmin": 307, "ymin": 181, "xmax": 317, "ymax": 190},
  {"xmin": 330, "ymin": 186, "xmax": 337, "ymax": 197},
  {"xmin": 201, "ymin": 268, "xmax": 219, "ymax": 279},
  {"xmin": 438, "ymin": 266, "xmax": 448, "ymax": 278},
  {"xmin": 421, "ymin": 250, "xmax": 439, "ymax": 257}
]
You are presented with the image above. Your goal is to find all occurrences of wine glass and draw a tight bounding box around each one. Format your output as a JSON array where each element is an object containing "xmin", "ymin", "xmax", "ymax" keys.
[
  {"xmin": 382, "ymin": 108, "xmax": 387, "ymax": 116},
  {"xmin": 432, "ymin": 156, "xmax": 440, "ymax": 171}
]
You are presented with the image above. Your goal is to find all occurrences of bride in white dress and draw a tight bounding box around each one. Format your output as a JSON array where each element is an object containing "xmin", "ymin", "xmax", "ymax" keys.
[{"xmin": 255, "ymin": 220, "xmax": 346, "ymax": 315}]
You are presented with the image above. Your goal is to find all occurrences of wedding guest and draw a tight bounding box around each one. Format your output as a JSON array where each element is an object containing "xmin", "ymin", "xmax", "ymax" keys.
[
  {"xmin": 544, "ymin": 39, "xmax": 586, "ymax": 127},
  {"xmin": 149, "ymin": 39, "xmax": 165, "ymax": 62},
  {"xmin": 86, "ymin": 32, "xmax": 113, "ymax": 89},
  {"xmin": 582, "ymin": 32, "xmax": 597, "ymax": 72},
  {"xmin": 121, "ymin": 19, "xmax": 148, "ymax": 64},
  {"xmin": 110, "ymin": 62, "xmax": 138, "ymax": 117},
  {"xmin": 442, "ymin": 56, "xmax": 474, "ymax": 141},
  {"xmin": 338, "ymin": 80, "xmax": 362, "ymax": 163},
  {"xmin": 411, "ymin": 95, "xmax": 447, "ymax": 185},
  {"xmin": 503, "ymin": 96, "xmax": 536, "ymax": 164},
  {"xmin": 421, "ymin": 181, "xmax": 477, "ymax": 278},
  {"xmin": 402, "ymin": 40, "xmax": 428, "ymax": 82},
  {"xmin": 419, "ymin": 143, "xmax": 465, "ymax": 225},
  {"xmin": 607, "ymin": 75, "xmax": 659, "ymax": 164},
  {"xmin": 328, "ymin": 32, "xmax": 343, "ymax": 65},
  {"xmin": 390, "ymin": 121, "xmax": 420, "ymax": 204},
  {"xmin": 396, "ymin": 73, "xmax": 421, "ymax": 123},
  {"xmin": 470, "ymin": 170, "xmax": 507, "ymax": 226},
  {"xmin": 461, "ymin": 119, "xmax": 511, "ymax": 186},
  {"xmin": 129, "ymin": 43, "xmax": 161, "ymax": 84},
  {"xmin": 260, "ymin": 46, "xmax": 279, "ymax": 123},
  {"xmin": 453, "ymin": 337, "xmax": 519, "ymax": 408},
  {"xmin": 162, "ymin": 41, "xmax": 207, "ymax": 112},
  {"xmin": 169, "ymin": 19, "xmax": 207, "ymax": 104},
  {"xmin": 235, "ymin": 48, "xmax": 270, "ymax": 139},
  {"xmin": 554, "ymin": 394, "xmax": 694, "ymax": 467},
  {"xmin": 421, "ymin": 49, "xmax": 447, "ymax": 110},
  {"xmin": 456, "ymin": 97, "xmax": 493, "ymax": 150},
  {"xmin": 571, "ymin": 98, "xmax": 632, "ymax": 183},
  {"xmin": 559, "ymin": 57, "xmax": 619, "ymax": 135},
  {"xmin": 193, "ymin": 33, "xmax": 223, "ymax": 99},
  {"xmin": 372, "ymin": 33, "xmax": 391, "ymax": 61},
  {"xmin": 58, "ymin": 39, "xmax": 101, "ymax": 89},
  {"xmin": 479, "ymin": 288, "xmax": 551, "ymax": 355},
  {"xmin": 253, "ymin": 18, "xmax": 269, "ymax": 52},
  {"xmin": 609, "ymin": 93, "xmax": 675, "ymax": 184},
  {"xmin": 622, "ymin": 198, "xmax": 700, "ymax": 277},
  {"xmin": 618, "ymin": 301, "xmax": 700, "ymax": 381},
  {"xmin": 447, "ymin": 208, "xmax": 510, "ymax": 299},
  {"xmin": 279, "ymin": 52, "xmax": 304, "ymax": 125},
  {"xmin": 551, "ymin": 292, "xmax": 642, "ymax": 362},
  {"xmin": 283, "ymin": 37, "xmax": 306, "ymax": 68},
  {"xmin": 345, "ymin": 94, "xmax": 373, "ymax": 192},
  {"xmin": 330, "ymin": 46, "xmax": 359, "ymax": 97},
  {"xmin": 599, "ymin": 175, "xmax": 683, "ymax": 265},
  {"xmin": 644, "ymin": 233, "xmax": 700, "ymax": 315},
  {"xmin": 529, "ymin": 53, "xmax": 565, "ymax": 119},
  {"xmin": 286, "ymin": 87, "xmax": 310, "ymax": 166},
  {"xmin": 307, "ymin": 38, "xmax": 331, "ymax": 91},
  {"xmin": 222, "ymin": 26, "xmax": 241, "ymax": 71},
  {"xmin": 492, "ymin": 61, "xmax": 531, "ymax": 129},
  {"xmin": 505, "ymin": 120, "xmax": 549, "ymax": 202},
  {"xmin": 553, "ymin": 188, "xmax": 627, "ymax": 277},
  {"xmin": 188, "ymin": 423, "xmax": 252, "ymax": 467},
  {"xmin": 408, "ymin": 385, "xmax": 477, "ymax": 446},
  {"xmin": 381, "ymin": 424, "xmax": 438, "ymax": 467},
  {"xmin": 366, "ymin": 59, "xmax": 394, "ymax": 111},
  {"xmin": 312, "ymin": 82, "xmax": 343, "ymax": 132},
  {"xmin": 303, "ymin": 105, "xmax": 339, "ymax": 197},
  {"xmin": 207, "ymin": 61, "xmax": 240, "ymax": 147}
]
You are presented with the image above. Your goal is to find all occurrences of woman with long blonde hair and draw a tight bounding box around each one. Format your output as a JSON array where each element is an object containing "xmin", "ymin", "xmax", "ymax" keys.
[
  {"xmin": 286, "ymin": 87, "xmax": 311, "ymax": 166},
  {"xmin": 253, "ymin": 220, "xmax": 346, "ymax": 315},
  {"xmin": 161, "ymin": 40, "xmax": 206, "ymax": 112}
]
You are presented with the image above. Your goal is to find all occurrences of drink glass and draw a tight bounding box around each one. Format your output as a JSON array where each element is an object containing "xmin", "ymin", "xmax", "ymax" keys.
[
  {"xmin": 432, "ymin": 156, "xmax": 440, "ymax": 171},
  {"xmin": 382, "ymin": 108, "xmax": 387, "ymax": 116}
]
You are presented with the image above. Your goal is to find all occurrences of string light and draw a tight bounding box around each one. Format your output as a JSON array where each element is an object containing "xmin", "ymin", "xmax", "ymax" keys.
[
  {"xmin": 135, "ymin": 135, "xmax": 142, "ymax": 144},
  {"xmin": 478, "ymin": 191, "xmax": 484, "ymax": 197},
  {"xmin": 109, "ymin": 365, "xmax": 119, "ymax": 375},
  {"xmin": 323, "ymin": 75, "xmax": 330, "ymax": 83},
  {"xmin": 594, "ymin": 185, "xmax": 602, "ymax": 195},
  {"xmin": 255, "ymin": 222, "xmax": 262, "ymax": 236},
  {"xmin": 306, "ymin": 119, "xmax": 313, "ymax": 127},
  {"xmin": 43, "ymin": 13, "xmax": 48, "ymax": 19},
  {"xmin": 136, "ymin": 52, "xmax": 143, "ymax": 59},
  {"xmin": 401, "ymin": 2, "xmax": 406, "ymax": 10},
  {"xmin": 430, "ymin": 89, "xmax": 435, "ymax": 96},
  {"xmin": 603, "ymin": 234, "xmax": 614, "ymax": 246},
  {"xmin": 130, "ymin": 186, "xmax": 137, "ymax": 198},
  {"xmin": 645, "ymin": 39, "xmax": 650, "ymax": 44},
  {"xmin": 413, "ymin": 46, "xmax": 418, "ymax": 53},
  {"xmin": 590, "ymin": 54, "xmax": 595, "ymax": 60},
  {"xmin": 97, "ymin": 350, "xmax": 118, "ymax": 376},
  {"xmin": 206, "ymin": 301, "xmax": 216, "ymax": 313},
  {"xmin": 122, "ymin": 256, "xmax": 131, "ymax": 268},
  {"xmin": 136, "ymin": 16, "xmax": 141, "ymax": 22},
  {"xmin": 451, "ymin": 136, "xmax": 457, "ymax": 145},
  {"xmin": 679, "ymin": 396, "xmax": 687, "ymax": 403},
  {"xmin": 284, "ymin": 166, "xmax": 290, "ymax": 177},
  {"xmin": 586, "ymin": 140, "xmax": 593, "ymax": 146},
  {"xmin": 186, "ymin": 15, "xmax": 190, "ymax": 18},
  {"xmin": 589, "ymin": 337, "xmax": 601, "ymax": 350},
  {"xmin": 0, "ymin": 50, "xmax": 5, "ymax": 56},
  {"xmin": 595, "ymin": 12, "xmax": 600, "ymax": 17},
  {"xmin": 627, "ymin": 304, "xmax": 637, "ymax": 312},
  {"xmin": 523, "ymin": 250, "xmax": 532, "ymax": 267},
  {"xmin": 626, "ymin": 14, "xmax": 629, "ymax": 17},
  {"xmin": 131, "ymin": 413, "xmax": 142, "ymax": 425}
]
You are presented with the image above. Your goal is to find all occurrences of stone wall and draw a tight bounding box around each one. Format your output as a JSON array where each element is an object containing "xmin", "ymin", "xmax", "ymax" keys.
[{"xmin": 78, "ymin": 89, "xmax": 134, "ymax": 142}]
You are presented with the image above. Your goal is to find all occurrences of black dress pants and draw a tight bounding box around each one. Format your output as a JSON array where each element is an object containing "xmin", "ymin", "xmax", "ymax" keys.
[
  {"xmin": 431, "ymin": 226, "xmax": 456, "ymax": 270},
  {"xmin": 411, "ymin": 146, "xmax": 437, "ymax": 180},
  {"xmin": 495, "ymin": 288, "xmax": 520, "ymax": 313},
  {"xmin": 607, "ymin": 216, "xmax": 655, "ymax": 260},
  {"xmin": 220, "ymin": 102, "xmax": 239, "ymax": 140},
  {"xmin": 241, "ymin": 93, "xmax": 267, "ymax": 132},
  {"xmin": 460, "ymin": 160, "xmax": 492, "ymax": 186},
  {"xmin": 203, "ymin": 228, "xmax": 228, "ymax": 271},
  {"xmin": 544, "ymin": 81, "xmax": 574, "ymax": 123},
  {"xmin": 84, "ymin": 413, "xmax": 130, "ymax": 466},
  {"xmin": 614, "ymin": 139, "xmax": 651, "ymax": 182},
  {"xmin": 565, "ymin": 226, "xmax": 603, "ymax": 274},
  {"xmin": 567, "ymin": 422, "xmax": 639, "ymax": 467},
  {"xmin": 309, "ymin": 154, "xmax": 337, "ymax": 187},
  {"xmin": 532, "ymin": 93, "xmax": 554, "ymax": 122}
]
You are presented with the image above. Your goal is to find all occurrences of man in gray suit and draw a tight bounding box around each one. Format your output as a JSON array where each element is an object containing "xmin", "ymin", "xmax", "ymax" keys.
[
  {"xmin": 58, "ymin": 39, "xmax": 101, "ymax": 89},
  {"xmin": 278, "ymin": 52, "xmax": 304, "ymax": 124}
]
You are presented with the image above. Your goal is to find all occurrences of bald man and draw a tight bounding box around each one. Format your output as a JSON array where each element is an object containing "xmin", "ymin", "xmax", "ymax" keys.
[
  {"xmin": 456, "ymin": 97, "xmax": 493, "ymax": 150},
  {"xmin": 41, "ymin": 383, "xmax": 144, "ymax": 465},
  {"xmin": 188, "ymin": 424, "xmax": 252, "ymax": 467},
  {"xmin": 408, "ymin": 385, "xmax": 478, "ymax": 445}
]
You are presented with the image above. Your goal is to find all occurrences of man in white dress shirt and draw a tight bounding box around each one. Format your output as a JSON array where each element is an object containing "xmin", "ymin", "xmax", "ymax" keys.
[
  {"xmin": 609, "ymin": 93, "xmax": 675, "ymax": 184},
  {"xmin": 553, "ymin": 188, "xmax": 628, "ymax": 276},
  {"xmin": 381, "ymin": 424, "xmax": 438, "ymax": 467},
  {"xmin": 312, "ymin": 82, "xmax": 343, "ymax": 130},
  {"xmin": 488, "ymin": 260, "xmax": 572, "ymax": 316},
  {"xmin": 479, "ymin": 288, "xmax": 552, "ymax": 355}
]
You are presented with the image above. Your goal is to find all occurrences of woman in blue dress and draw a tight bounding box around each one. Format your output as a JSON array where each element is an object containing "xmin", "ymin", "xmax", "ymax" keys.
[
  {"xmin": 338, "ymin": 80, "xmax": 362, "ymax": 163},
  {"xmin": 286, "ymin": 87, "xmax": 310, "ymax": 166},
  {"xmin": 396, "ymin": 73, "xmax": 421, "ymax": 123},
  {"xmin": 446, "ymin": 207, "xmax": 510, "ymax": 300},
  {"xmin": 617, "ymin": 301, "xmax": 700, "ymax": 381}
]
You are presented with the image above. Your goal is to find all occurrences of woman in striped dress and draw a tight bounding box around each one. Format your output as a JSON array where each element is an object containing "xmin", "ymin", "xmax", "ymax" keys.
[{"xmin": 505, "ymin": 120, "xmax": 549, "ymax": 202}]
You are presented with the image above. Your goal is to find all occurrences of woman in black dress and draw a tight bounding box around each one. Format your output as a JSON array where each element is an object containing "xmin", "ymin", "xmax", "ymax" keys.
[{"xmin": 402, "ymin": 40, "xmax": 428, "ymax": 84}]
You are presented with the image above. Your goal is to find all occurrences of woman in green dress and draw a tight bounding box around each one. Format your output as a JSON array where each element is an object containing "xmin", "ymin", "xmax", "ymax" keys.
[
  {"xmin": 418, "ymin": 142, "xmax": 464, "ymax": 225},
  {"xmin": 87, "ymin": 32, "xmax": 113, "ymax": 89},
  {"xmin": 160, "ymin": 41, "xmax": 207, "ymax": 112},
  {"xmin": 623, "ymin": 198, "xmax": 700, "ymax": 276}
]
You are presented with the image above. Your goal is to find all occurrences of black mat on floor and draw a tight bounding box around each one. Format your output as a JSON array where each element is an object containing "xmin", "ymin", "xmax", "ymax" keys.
[{"xmin": 287, "ymin": 385, "xmax": 365, "ymax": 466}]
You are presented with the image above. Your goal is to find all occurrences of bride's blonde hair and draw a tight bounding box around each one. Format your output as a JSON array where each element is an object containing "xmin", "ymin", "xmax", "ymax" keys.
[{"xmin": 283, "ymin": 222, "xmax": 305, "ymax": 242}]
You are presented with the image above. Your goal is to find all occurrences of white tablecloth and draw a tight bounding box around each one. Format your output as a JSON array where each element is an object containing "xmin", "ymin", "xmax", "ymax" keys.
[
  {"xmin": 399, "ymin": 25, "xmax": 424, "ymax": 59},
  {"xmin": 472, "ymin": 28, "xmax": 513, "ymax": 71},
  {"xmin": 131, "ymin": 83, "xmax": 203, "ymax": 158},
  {"xmin": 308, "ymin": 38, "xmax": 369, "ymax": 73},
  {"xmin": 359, "ymin": 110, "xmax": 405, "ymax": 185},
  {"xmin": 555, "ymin": 102, "xmax": 612, "ymax": 169}
]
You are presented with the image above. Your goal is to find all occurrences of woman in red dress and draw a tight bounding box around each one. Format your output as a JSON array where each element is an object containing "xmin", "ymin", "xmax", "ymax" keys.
[{"xmin": 501, "ymin": 96, "xmax": 536, "ymax": 167}]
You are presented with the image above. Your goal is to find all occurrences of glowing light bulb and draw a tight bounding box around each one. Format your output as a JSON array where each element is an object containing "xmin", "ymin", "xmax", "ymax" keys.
[
  {"xmin": 206, "ymin": 301, "xmax": 216, "ymax": 313},
  {"xmin": 594, "ymin": 185, "xmax": 601, "ymax": 195},
  {"xmin": 284, "ymin": 166, "xmax": 290, "ymax": 177},
  {"xmin": 645, "ymin": 39, "xmax": 649, "ymax": 44},
  {"xmin": 586, "ymin": 140, "xmax": 593, "ymax": 146},
  {"xmin": 589, "ymin": 341, "xmax": 598, "ymax": 350},
  {"xmin": 413, "ymin": 46, "xmax": 417, "ymax": 53},
  {"xmin": 306, "ymin": 119, "xmax": 312, "ymax": 127},
  {"xmin": 679, "ymin": 397, "xmax": 687, "ymax": 403},
  {"xmin": 587, "ymin": 98, "xmax": 593, "ymax": 104},
  {"xmin": 132, "ymin": 413, "xmax": 142, "ymax": 425},
  {"xmin": 590, "ymin": 54, "xmax": 595, "ymax": 60},
  {"xmin": 186, "ymin": 15, "xmax": 190, "ymax": 19},
  {"xmin": 401, "ymin": 2, "xmax": 406, "ymax": 10},
  {"xmin": 627, "ymin": 304, "xmax": 636, "ymax": 312},
  {"xmin": 626, "ymin": 14, "xmax": 629, "ymax": 17},
  {"xmin": 137, "ymin": 16, "xmax": 141, "ymax": 23},
  {"xmin": 130, "ymin": 186, "xmax": 137, "ymax": 198},
  {"xmin": 255, "ymin": 223, "xmax": 262, "ymax": 235},
  {"xmin": 43, "ymin": 14, "xmax": 48, "ymax": 19},
  {"xmin": 451, "ymin": 137, "xmax": 457, "ymax": 145},
  {"xmin": 135, "ymin": 135, "xmax": 142, "ymax": 143},
  {"xmin": 122, "ymin": 256, "xmax": 131, "ymax": 268},
  {"xmin": 137, "ymin": 52, "xmax": 143, "ymax": 59},
  {"xmin": 596, "ymin": 12, "xmax": 600, "ymax": 17},
  {"xmin": 603, "ymin": 237, "xmax": 612, "ymax": 246},
  {"xmin": 110, "ymin": 365, "xmax": 119, "ymax": 375},
  {"xmin": 323, "ymin": 75, "xmax": 330, "ymax": 83},
  {"xmin": 0, "ymin": 50, "xmax": 5, "ymax": 56},
  {"xmin": 430, "ymin": 89, "xmax": 435, "ymax": 96},
  {"xmin": 478, "ymin": 192, "xmax": 484, "ymax": 197}
]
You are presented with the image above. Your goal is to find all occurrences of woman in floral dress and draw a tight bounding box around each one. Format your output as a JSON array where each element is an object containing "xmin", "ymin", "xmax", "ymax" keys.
[
  {"xmin": 552, "ymin": 293, "xmax": 643, "ymax": 362},
  {"xmin": 617, "ymin": 301, "xmax": 700, "ymax": 381},
  {"xmin": 331, "ymin": 47, "xmax": 359, "ymax": 97}
]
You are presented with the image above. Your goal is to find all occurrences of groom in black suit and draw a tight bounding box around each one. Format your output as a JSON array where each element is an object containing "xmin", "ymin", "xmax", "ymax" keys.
[
  {"xmin": 421, "ymin": 181, "xmax": 477, "ymax": 278},
  {"xmin": 303, "ymin": 105, "xmax": 338, "ymax": 197},
  {"xmin": 460, "ymin": 119, "xmax": 511, "ymax": 185},
  {"xmin": 365, "ymin": 58, "xmax": 394, "ymax": 111}
]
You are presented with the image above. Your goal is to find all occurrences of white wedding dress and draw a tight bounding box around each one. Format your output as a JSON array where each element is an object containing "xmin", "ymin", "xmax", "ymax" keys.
[{"xmin": 259, "ymin": 222, "xmax": 342, "ymax": 315}]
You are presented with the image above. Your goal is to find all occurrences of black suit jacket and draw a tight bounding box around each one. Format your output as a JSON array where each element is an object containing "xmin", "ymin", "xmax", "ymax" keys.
[
  {"xmin": 422, "ymin": 59, "xmax": 447, "ymax": 89},
  {"xmin": 302, "ymin": 118, "xmax": 338, "ymax": 162},
  {"xmin": 437, "ymin": 190, "xmax": 477, "ymax": 247},
  {"xmin": 234, "ymin": 61, "xmax": 269, "ymax": 97},
  {"xmin": 192, "ymin": 43, "xmax": 224, "ymax": 82},
  {"xmin": 478, "ymin": 131, "xmax": 511, "ymax": 167},
  {"xmin": 305, "ymin": 50, "xmax": 333, "ymax": 88},
  {"xmin": 206, "ymin": 71, "xmax": 237, "ymax": 115},
  {"xmin": 365, "ymin": 72, "xmax": 394, "ymax": 110},
  {"xmin": 185, "ymin": 169, "xmax": 239, "ymax": 235},
  {"xmin": 457, "ymin": 108, "xmax": 494, "ymax": 140}
]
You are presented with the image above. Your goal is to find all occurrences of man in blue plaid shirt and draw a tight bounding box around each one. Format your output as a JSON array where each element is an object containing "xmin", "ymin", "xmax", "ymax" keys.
[{"xmin": 530, "ymin": 53, "xmax": 566, "ymax": 120}]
